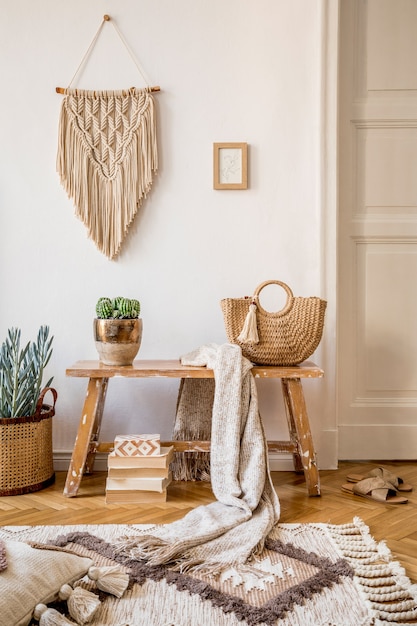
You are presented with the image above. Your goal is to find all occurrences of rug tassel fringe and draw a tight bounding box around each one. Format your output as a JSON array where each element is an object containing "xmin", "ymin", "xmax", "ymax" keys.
[{"xmin": 329, "ymin": 516, "xmax": 417, "ymax": 625}]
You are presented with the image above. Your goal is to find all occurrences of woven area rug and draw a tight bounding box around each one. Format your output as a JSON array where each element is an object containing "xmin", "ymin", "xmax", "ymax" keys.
[{"xmin": 1, "ymin": 517, "xmax": 416, "ymax": 626}]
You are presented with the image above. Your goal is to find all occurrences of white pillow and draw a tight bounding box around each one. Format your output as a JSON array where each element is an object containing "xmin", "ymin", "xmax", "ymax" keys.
[{"xmin": 0, "ymin": 540, "xmax": 92, "ymax": 626}]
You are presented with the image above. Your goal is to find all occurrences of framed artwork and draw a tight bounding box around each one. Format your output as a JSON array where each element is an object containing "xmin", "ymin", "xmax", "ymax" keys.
[{"xmin": 213, "ymin": 142, "xmax": 248, "ymax": 189}]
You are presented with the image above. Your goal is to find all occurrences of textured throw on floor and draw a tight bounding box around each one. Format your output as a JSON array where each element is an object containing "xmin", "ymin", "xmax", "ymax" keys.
[
  {"xmin": 117, "ymin": 343, "xmax": 281, "ymax": 575},
  {"xmin": 57, "ymin": 87, "xmax": 158, "ymax": 259}
]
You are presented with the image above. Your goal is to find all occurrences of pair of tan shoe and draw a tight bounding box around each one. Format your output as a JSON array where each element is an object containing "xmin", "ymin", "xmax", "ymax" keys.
[{"xmin": 342, "ymin": 466, "xmax": 412, "ymax": 505}]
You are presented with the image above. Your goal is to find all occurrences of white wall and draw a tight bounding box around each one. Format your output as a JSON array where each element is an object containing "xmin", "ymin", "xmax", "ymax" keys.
[{"xmin": 0, "ymin": 1, "xmax": 337, "ymax": 470}]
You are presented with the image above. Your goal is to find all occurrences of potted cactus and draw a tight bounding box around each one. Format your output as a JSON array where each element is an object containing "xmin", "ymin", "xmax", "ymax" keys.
[
  {"xmin": 94, "ymin": 297, "xmax": 142, "ymax": 366},
  {"xmin": 0, "ymin": 325, "xmax": 56, "ymax": 495}
]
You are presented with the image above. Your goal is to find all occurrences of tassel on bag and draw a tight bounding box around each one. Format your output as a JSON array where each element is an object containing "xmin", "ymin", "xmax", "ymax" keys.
[
  {"xmin": 59, "ymin": 583, "xmax": 101, "ymax": 625},
  {"xmin": 237, "ymin": 301, "xmax": 259, "ymax": 344},
  {"xmin": 87, "ymin": 565, "xmax": 129, "ymax": 598},
  {"xmin": 33, "ymin": 604, "xmax": 74, "ymax": 626}
]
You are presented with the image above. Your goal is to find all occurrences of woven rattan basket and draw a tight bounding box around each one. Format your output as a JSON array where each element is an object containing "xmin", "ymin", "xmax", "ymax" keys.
[
  {"xmin": 221, "ymin": 280, "xmax": 327, "ymax": 366},
  {"xmin": 0, "ymin": 388, "xmax": 57, "ymax": 496}
]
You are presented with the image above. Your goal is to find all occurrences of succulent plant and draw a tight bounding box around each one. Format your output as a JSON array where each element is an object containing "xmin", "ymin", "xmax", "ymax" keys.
[
  {"xmin": 95, "ymin": 297, "xmax": 140, "ymax": 319},
  {"xmin": 0, "ymin": 326, "xmax": 54, "ymax": 418}
]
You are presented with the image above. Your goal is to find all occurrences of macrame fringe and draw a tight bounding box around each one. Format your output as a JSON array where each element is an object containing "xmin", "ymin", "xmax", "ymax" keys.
[
  {"xmin": 237, "ymin": 302, "xmax": 259, "ymax": 344},
  {"xmin": 33, "ymin": 604, "xmax": 74, "ymax": 626},
  {"xmin": 59, "ymin": 583, "xmax": 101, "ymax": 624},
  {"xmin": 57, "ymin": 88, "xmax": 158, "ymax": 259}
]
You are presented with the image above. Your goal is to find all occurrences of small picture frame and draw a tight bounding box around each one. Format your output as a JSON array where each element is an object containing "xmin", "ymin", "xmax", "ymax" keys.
[{"xmin": 213, "ymin": 142, "xmax": 248, "ymax": 189}]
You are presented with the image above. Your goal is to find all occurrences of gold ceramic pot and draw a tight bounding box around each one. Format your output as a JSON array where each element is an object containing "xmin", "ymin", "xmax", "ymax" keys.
[{"xmin": 93, "ymin": 318, "xmax": 143, "ymax": 366}]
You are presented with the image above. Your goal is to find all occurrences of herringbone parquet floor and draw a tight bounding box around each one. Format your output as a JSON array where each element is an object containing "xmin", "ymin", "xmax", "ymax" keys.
[{"xmin": 0, "ymin": 461, "xmax": 416, "ymax": 583}]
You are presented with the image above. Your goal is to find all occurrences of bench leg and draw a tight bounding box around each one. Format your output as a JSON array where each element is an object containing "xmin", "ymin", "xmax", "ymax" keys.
[
  {"xmin": 281, "ymin": 378, "xmax": 321, "ymax": 496},
  {"xmin": 63, "ymin": 377, "xmax": 108, "ymax": 497}
]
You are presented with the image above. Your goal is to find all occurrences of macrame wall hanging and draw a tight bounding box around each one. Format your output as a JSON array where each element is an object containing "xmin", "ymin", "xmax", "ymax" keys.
[{"xmin": 56, "ymin": 15, "xmax": 159, "ymax": 260}]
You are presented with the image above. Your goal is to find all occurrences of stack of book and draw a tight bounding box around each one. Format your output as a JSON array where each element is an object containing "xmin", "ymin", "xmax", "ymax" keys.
[{"xmin": 105, "ymin": 434, "xmax": 174, "ymax": 504}]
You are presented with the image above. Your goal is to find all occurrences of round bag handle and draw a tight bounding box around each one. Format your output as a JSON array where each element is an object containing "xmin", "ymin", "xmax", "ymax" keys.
[
  {"xmin": 253, "ymin": 280, "xmax": 294, "ymax": 317},
  {"xmin": 34, "ymin": 387, "xmax": 58, "ymax": 417}
]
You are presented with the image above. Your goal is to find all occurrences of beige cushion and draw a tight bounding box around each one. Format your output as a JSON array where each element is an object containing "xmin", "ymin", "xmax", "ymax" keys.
[{"xmin": 0, "ymin": 540, "xmax": 92, "ymax": 626}]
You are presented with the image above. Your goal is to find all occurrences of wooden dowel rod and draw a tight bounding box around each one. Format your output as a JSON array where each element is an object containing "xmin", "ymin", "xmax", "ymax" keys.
[{"xmin": 56, "ymin": 86, "xmax": 160, "ymax": 94}]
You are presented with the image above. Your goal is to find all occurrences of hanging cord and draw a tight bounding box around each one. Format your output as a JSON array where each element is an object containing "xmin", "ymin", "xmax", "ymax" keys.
[
  {"xmin": 64, "ymin": 14, "xmax": 153, "ymax": 92},
  {"xmin": 110, "ymin": 16, "xmax": 152, "ymax": 87},
  {"xmin": 66, "ymin": 17, "xmax": 106, "ymax": 89}
]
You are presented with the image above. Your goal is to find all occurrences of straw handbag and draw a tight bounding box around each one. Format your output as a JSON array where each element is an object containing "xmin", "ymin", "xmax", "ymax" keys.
[{"xmin": 220, "ymin": 280, "xmax": 327, "ymax": 366}]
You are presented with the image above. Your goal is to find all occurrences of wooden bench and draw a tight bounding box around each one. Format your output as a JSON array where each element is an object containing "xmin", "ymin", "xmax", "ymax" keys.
[{"xmin": 64, "ymin": 360, "xmax": 324, "ymax": 497}]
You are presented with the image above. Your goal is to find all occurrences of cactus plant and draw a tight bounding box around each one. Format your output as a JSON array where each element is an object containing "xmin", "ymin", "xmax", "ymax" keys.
[
  {"xmin": 94, "ymin": 298, "xmax": 142, "ymax": 365},
  {"xmin": 95, "ymin": 297, "xmax": 140, "ymax": 319},
  {"xmin": 0, "ymin": 325, "xmax": 54, "ymax": 418}
]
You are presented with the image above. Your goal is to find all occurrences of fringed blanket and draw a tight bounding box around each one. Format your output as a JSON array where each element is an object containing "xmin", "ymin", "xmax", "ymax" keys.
[
  {"xmin": 116, "ymin": 343, "xmax": 280, "ymax": 575},
  {"xmin": 171, "ymin": 377, "xmax": 214, "ymax": 481}
]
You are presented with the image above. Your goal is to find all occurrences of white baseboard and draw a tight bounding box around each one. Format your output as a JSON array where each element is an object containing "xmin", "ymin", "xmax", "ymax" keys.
[
  {"xmin": 268, "ymin": 454, "xmax": 297, "ymax": 471},
  {"xmin": 53, "ymin": 451, "xmax": 109, "ymax": 472}
]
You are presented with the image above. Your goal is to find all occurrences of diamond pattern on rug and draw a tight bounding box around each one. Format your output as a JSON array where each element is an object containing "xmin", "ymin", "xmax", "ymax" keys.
[
  {"xmin": 194, "ymin": 546, "xmax": 340, "ymax": 609},
  {"xmin": 42, "ymin": 531, "xmax": 353, "ymax": 626},
  {"xmin": 185, "ymin": 539, "xmax": 353, "ymax": 623}
]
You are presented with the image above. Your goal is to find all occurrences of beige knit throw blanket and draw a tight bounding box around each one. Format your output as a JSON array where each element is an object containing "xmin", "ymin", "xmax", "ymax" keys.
[
  {"xmin": 57, "ymin": 88, "xmax": 158, "ymax": 259},
  {"xmin": 116, "ymin": 343, "xmax": 281, "ymax": 575}
]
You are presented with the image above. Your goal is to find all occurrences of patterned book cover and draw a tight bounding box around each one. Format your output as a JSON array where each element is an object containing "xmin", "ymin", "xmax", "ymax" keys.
[
  {"xmin": 113, "ymin": 434, "xmax": 161, "ymax": 457},
  {"xmin": 107, "ymin": 446, "xmax": 174, "ymax": 469}
]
